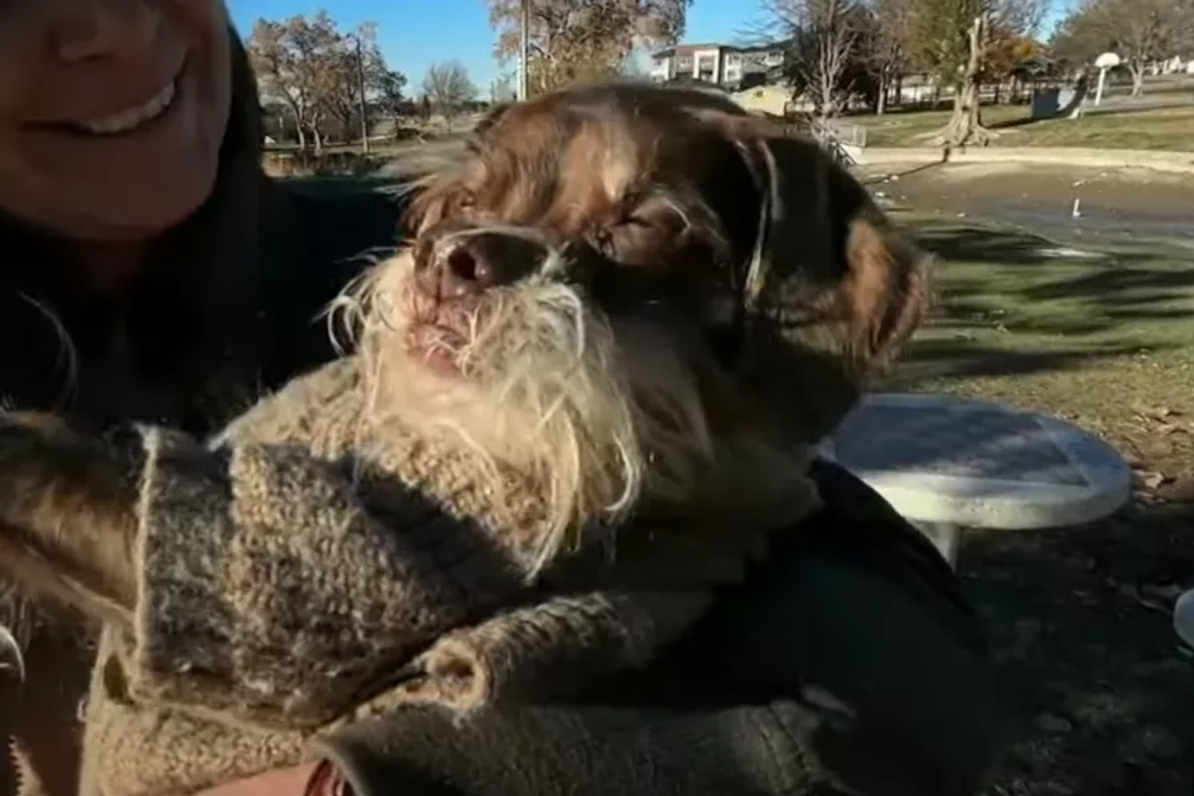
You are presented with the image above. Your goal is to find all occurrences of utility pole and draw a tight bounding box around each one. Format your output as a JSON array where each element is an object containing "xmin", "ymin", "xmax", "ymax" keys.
[
  {"xmin": 354, "ymin": 33, "xmax": 370, "ymax": 154},
  {"xmin": 517, "ymin": 0, "xmax": 530, "ymax": 101}
]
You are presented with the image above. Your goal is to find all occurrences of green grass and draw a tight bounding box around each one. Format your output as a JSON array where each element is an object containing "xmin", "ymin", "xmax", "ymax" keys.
[
  {"xmin": 854, "ymin": 106, "xmax": 1194, "ymax": 151},
  {"xmin": 889, "ymin": 215, "xmax": 1194, "ymax": 424},
  {"xmin": 886, "ymin": 217, "xmax": 1194, "ymax": 796}
]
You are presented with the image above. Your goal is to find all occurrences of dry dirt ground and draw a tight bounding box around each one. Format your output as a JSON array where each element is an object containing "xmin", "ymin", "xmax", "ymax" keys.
[
  {"xmin": 874, "ymin": 166, "xmax": 1194, "ymax": 795},
  {"xmin": 862, "ymin": 161, "xmax": 1194, "ymax": 245}
]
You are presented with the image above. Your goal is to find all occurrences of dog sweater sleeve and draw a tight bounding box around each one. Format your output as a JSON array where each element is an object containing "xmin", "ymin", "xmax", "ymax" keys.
[{"xmin": 125, "ymin": 426, "xmax": 529, "ymax": 731}]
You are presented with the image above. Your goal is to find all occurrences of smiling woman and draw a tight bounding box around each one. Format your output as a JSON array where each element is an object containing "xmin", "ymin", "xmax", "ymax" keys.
[
  {"xmin": 0, "ymin": 2, "xmax": 407, "ymax": 796},
  {"xmin": 0, "ymin": 0, "xmax": 234, "ymax": 239}
]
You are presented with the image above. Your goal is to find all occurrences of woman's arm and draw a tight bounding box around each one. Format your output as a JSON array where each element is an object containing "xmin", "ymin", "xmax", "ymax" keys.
[
  {"xmin": 0, "ymin": 412, "xmax": 718, "ymax": 734},
  {"xmin": 310, "ymin": 462, "xmax": 1006, "ymax": 796},
  {"xmin": 0, "ymin": 414, "xmax": 529, "ymax": 729}
]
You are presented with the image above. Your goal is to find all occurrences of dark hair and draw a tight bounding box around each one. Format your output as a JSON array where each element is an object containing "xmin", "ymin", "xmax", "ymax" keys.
[{"xmin": 0, "ymin": 31, "xmax": 269, "ymax": 429}]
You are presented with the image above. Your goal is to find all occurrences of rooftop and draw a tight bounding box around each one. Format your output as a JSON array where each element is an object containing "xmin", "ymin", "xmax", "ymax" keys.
[{"xmin": 652, "ymin": 41, "xmax": 788, "ymax": 59}]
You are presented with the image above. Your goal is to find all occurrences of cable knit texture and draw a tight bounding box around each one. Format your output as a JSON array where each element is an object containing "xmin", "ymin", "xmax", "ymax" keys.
[{"xmin": 79, "ymin": 357, "xmax": 821, "ymax": 796}]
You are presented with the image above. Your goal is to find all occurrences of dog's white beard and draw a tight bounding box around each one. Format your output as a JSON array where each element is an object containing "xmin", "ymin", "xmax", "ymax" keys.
[{"xmin": 332, "ymin": 251, "xmax": 713, "ymax": 569}]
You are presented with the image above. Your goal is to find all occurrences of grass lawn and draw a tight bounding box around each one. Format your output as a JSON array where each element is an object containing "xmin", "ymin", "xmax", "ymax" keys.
[
  {"xmin": 887, "ymin": 216, "xmax": 1194, "ymax": 795},
  {"xmin": 854, "ymin": 105, "xmax": 1194, "ymax": 151}
]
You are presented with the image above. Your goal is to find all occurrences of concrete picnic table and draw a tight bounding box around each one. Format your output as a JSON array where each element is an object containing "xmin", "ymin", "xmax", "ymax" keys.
[
  {"xmin": 820, "ymin": 392, "xmax": 1134, "ymax": 566},
  {"xmin": 1176, "ymin": 590, "xmax": 1194, "ymax": 652}
]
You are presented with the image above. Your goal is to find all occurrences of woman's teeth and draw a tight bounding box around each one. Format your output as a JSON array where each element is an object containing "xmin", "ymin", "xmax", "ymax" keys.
[{"xmin": 76, "ymin": 81, "xmax": 177, "ymax": 136}]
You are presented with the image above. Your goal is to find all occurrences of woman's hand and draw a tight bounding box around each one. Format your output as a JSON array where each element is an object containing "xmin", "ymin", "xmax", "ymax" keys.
[{"xmin": 0, "ymin": 412, "xmax": 140, "ymax": 625}]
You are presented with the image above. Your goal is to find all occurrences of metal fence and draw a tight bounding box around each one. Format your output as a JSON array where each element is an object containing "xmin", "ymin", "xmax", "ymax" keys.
[{"xmin": 809, "ymin": 119, "xmax": 867, "ymax": 169}]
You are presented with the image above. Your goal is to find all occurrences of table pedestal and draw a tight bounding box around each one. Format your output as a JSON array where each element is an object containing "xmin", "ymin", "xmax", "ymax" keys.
[{"xmin": 825, "ymin": 393, "xmax": 1133, "ymax": 571}]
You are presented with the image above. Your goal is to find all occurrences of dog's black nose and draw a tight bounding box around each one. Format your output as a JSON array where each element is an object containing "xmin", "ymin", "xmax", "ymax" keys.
[{"xmin": 421, "ymin": 232, "xmax": 548, "ymax": 300}]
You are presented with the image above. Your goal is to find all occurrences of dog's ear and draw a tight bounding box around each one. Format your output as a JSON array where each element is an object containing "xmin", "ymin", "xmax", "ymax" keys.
[{"xmin": 705, "ymin": 115, "xmax": 931, "ymax": 442}]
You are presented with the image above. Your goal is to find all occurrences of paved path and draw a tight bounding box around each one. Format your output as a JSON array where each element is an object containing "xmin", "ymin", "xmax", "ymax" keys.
[{"xmin": 863, "ymin": 161, "xmax": 1194, "ymax": 246}]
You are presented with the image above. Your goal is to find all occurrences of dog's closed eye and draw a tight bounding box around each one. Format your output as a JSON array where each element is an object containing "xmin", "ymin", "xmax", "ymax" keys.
[{"xmin": 401, "ymin": 82, "xmax": 929, "ymax": 443}]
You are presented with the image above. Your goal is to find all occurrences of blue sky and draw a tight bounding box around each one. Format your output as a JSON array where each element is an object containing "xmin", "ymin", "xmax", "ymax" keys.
[{"xmin": 226, "ymin": 0, "xmax": 1072, "ymax": 97}]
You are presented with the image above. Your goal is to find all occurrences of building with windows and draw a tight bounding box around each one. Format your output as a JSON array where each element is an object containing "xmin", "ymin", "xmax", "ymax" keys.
[{"xmin": 648, "ymin": 42, "xmax": 788, "ymax": 90}]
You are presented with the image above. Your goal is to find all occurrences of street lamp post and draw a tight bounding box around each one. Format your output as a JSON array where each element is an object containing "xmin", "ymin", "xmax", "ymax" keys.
[
  {"xmin": 517, "ymin": 0, "xmax": 530, "ymax": 101},
  {"xmin": 351, "ymin": 33, "xmax": 370, "ymax": 154}
]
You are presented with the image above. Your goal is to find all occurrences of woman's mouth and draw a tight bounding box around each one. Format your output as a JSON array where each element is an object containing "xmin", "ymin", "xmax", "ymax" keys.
[
  {"xmin": 33, "ymin": 71, "xmax": 183, "ymax": 139},
  {"xmin": 74, "ymin": 80, "xmax": 178, "ymax": 136}
]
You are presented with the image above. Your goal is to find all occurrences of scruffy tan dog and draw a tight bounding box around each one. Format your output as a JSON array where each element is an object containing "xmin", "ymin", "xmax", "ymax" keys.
[{"xmin": 0, "ymin": 82, "xmax": 927, "ymax": 796}]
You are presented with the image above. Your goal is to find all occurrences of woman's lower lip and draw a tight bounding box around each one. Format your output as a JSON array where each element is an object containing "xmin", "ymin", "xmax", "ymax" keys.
[{"xmin": 31, "ymin": 65, "xmax": 186, "ymax": 139}]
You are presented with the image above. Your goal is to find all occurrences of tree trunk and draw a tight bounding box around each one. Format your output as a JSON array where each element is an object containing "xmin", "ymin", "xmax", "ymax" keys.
[
  {"xmin": 934, "ymin": 13, "xmax": 996, "ymax": 149},
  {"xmin": 1130, "ymin": 63, "xmax": 1146, "ymax": 96},
  {"xmin": 877, "ymin": 72, "xmax": 888, "ymax": 116},
  {"xmin": 288, "ymin": 105, "xmax": 308, "ymax": 151},
  {"xmin": 943, "ymin": 79, "xmax": 986, "ymax": 146}
]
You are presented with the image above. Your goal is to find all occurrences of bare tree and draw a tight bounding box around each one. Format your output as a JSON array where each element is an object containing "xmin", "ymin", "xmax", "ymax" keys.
[
  {"xmin": 903, "ymin": 0, "xmax": 1047, "ymax": 148},
  {"xmin": 247, "ymin": 10, "xmax": 404, "ymax": 150},
  {"xmin": 1052, "ymin": 0, "xmax": 1194, "ymax": 95},
  {"xmin": 983, "ymin": 33, "xmax": 1045, "ymax": 102},
  {"xmin": 766, "ymin": 0, "xmax": 864, "ymax": 120},
  {"xmin": 321, "ymin": 23, "xmax": 374, "ymax": 144},
  {"xmin": 422, "ymin": 61, "xmax": 479, "ymax": 119},
  {"xmin": 248, "ymin": 17, "xmax": 318, "ymax": 150},
  {"xmin": 374, "ymin": 66, "xmax": 411, "ymax": 130},
  {"xmin": 486, "ymin": 0, "xmax": 692, "ymax": 94},
  {"xmin": 860, "ymin": 0, "xmax": 914, "ymax": 114}
]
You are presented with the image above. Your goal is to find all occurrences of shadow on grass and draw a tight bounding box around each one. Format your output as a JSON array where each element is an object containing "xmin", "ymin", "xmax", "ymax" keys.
[
  {"xmin": 983, "ymin": 99, "xmax": 1194, "ymax": 133},
  {"xmin": 891, "ymin": 341, "xmax": 1175, "ymax": 387},
  {"xmin": 988, "ymin": 115, "xmax": 1043, "ymax": 131},
  {"xmin": 961, "ymin": 502, "xmax": 1194, "ymax": 795},
  {"xmin": 1074, "ymin": 99, "xmax": 1194, "ymax": 119},
  {"xmin": 917, "ymin": 224, "xmax": 1194, "ymax": 317},
  {"xmin": 862, "ymin": 159, "xmax": 949, "ymax": 184},
  {"xmin": 891, "ymin": 223, "xmax": 1194, "ymax": 384}
]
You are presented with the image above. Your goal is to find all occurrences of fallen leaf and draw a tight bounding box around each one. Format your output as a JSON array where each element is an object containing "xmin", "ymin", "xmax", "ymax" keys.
[{"xmin": 1136, "ymin": 470, "xmax": 1169, "ymax": 490}]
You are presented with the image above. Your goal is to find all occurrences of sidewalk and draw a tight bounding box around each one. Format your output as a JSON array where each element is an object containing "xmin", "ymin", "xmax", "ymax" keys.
[{"xmin": 855, "ymin": 146, "xmax": 1194, "ymax": 174}]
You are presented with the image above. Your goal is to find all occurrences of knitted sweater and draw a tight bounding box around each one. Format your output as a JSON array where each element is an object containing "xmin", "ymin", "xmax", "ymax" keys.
[{"xmin": 79, "ymin": 356, "xmax": 820, "ymax": 796}]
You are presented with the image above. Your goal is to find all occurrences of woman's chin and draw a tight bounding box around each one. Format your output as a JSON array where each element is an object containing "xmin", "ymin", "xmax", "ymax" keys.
[{"xmin": 92, "ymin": 169, "xmax": 218, "ymax": 239}]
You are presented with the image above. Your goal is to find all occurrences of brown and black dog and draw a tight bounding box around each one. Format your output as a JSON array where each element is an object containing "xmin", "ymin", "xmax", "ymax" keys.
[{"xmin": 0, "ymin": 82, "xmax": 929, "ymax": 794}]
